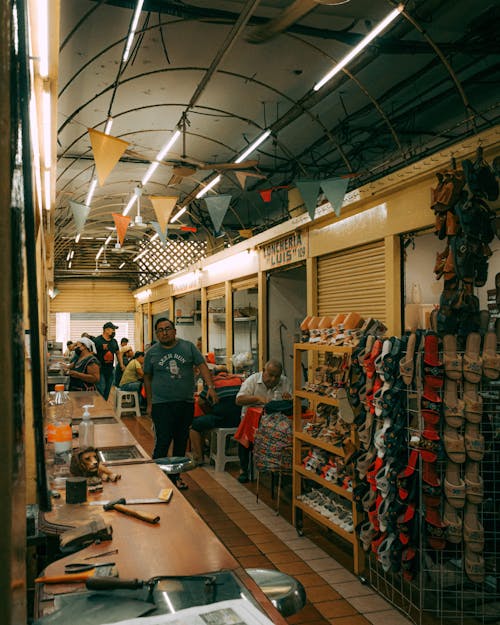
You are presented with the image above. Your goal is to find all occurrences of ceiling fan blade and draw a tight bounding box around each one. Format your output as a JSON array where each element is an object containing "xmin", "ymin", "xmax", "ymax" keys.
[
  {"xmin": 168, "ymin": 174, "xmax": 185, "ymax": 186},
  {"xmin": 198, "ymin": 159, "xmax": 258, "ymax": 170},
  {"xmin": 246, "ymin": 0, "xmax": 318, "ymax": 44}
]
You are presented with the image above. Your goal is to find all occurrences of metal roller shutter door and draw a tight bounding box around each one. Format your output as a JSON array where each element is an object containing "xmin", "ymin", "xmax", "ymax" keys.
[
  {"xmin": 317, "ymin": 241, "xmax": 386, "ymax": 322},
  {"xmin": 206, "ymin": 283, "xmax": 225, "ymax": 300},
  {"xmin": 231, "ymin": 275, "xmax": 257, "ymax": 291}
]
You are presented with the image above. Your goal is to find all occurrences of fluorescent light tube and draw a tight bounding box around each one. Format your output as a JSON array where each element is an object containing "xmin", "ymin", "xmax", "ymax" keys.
[
  {"xmin": 234, "ymin": 130, "xmax": 271, "ymax": 164},
  {"xmin": 38, "ymin": 0, "xmax": 49, "ymax": 77},
  {"xmin": 104, "ymin": 117, "xmax": 113, "ymax": 135},
  {"xmin": 123, "ymin": 0, "xmax": 145, "ymax": 63},
  {"xmin": 85, "ymin": 178, "xmax": 97, "ymax": 206},
  {"xmin": 66, "ymin": 250, "xmax": 71, "ymax": 261},
  {"xmin": 157, "ymin": 129, "xmax": 181, "ymax": 161},
  {"xmin": 150, "ymin": 233, "xmax": 159, "ymax": 241},
  {"xmin": 96, "ymin": 246, "xmax": 104, "ymax": 260},
  {"xmin": 119, "ymin": 262, "xmax": 126, "ymax": 269},
  {"xmin": 70, "ymin": 250, "xmax": 74, "ymax": 259},
  {"xmin": 44, "ymin": 169, "xmax": 51, "ymax": 210},
  {"xmin": 122, "ymin": 194, "xmax": 137, "ymax": 216},
  {"xmin": 314, "ymin": 5, "xmax": 404, "ymax": 91},
  {"xmin": 105, "ymin": 235, "xmax": 112, "ymax": 245},
  {"xmin": 171, "ymin": 207, "xmax": 186, "ymax": 223},
  {"xmin": 196, "ymin": 175, "xmax": 221, "ymax": 199},
  {"xmin": 133, "ymin": 249, "xmax": 147, "ymax": 262},
  {"xmin": 42, "ymin": 89, "xmax": 51, "ymax": 169},
  {"xmin": 142, "ymin": 161, "xmax": 160, "ymax": 185},
  {"xmin": 75, "ymin": 233, "xmax": 81, "ymax": 243},
  {"xmin": 68, "ymin": 261, "xmax": 72, "ymax": 269}
]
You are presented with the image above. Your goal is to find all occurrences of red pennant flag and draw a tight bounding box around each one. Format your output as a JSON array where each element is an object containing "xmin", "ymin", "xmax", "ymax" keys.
[{"xmin": 259, "ymin": 189, "xmax": 273, "ymax": 203}]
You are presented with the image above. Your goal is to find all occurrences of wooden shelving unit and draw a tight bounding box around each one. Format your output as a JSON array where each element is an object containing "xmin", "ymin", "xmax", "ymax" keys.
[{"xmin": 292, "ymin": 342, "xmax": 364, "ymax": 574}]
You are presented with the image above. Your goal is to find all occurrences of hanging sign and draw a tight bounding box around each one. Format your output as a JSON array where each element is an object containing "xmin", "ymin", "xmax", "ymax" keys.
[{"xmin": 259, "ymin": 230, "xmax": 308, "ymax": 271}]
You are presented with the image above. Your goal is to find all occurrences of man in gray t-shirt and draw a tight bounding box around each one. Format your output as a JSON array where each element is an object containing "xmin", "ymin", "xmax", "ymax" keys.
[{"xmin": 144, "ymin": 318, "xmax": 217, "ymax": 489}]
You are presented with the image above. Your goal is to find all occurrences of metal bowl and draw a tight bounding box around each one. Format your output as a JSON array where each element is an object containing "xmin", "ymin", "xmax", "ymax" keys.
[
  {"xmin": 154, "ymin": 456, "xmax": 196, "ymax": 475},
  {"xmin": 246, "ymin": 568, "xmax": 306, "ymax": 617}
]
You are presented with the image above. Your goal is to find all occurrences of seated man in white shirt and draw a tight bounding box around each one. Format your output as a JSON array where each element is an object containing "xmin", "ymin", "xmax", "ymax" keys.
[{"xmin": 235, "ymin": 359, "xmax": 291, "ymax": 483}]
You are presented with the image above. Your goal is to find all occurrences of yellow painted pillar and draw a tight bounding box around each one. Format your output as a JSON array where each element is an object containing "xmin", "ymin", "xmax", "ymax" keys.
[
  {"xmin": 201, "ymin": 287, "xmax": 208, "ymax": 353},
  {"xmin": 257, "ymin": 270, "xmax": 267, "ymax": 369},
  {"xmin": 384, "ymin": 235, "xmax": 402, "ymax": 336},
  {"xmin": 225, "ymin": 281, "xmax": 233, "ymax": 371}
]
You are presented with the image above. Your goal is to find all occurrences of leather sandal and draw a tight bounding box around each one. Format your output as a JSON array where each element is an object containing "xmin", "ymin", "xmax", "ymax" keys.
[
  {"xmin": 442, "ymin": 334, "xmax": 462, "ymax": 380},
  {"xmin": 465, "ymin": 546, "xmax": 485, "ymax": 584},
  {"xmin": 443, "ymin": 501, "xmax": 462, "ymax": 544},
  {"xmin": 443, "ymin": 424, "xmax": 466, "ymax": 464},
  {"xmin": 443, "ymin": 379, "xmax": 464, "ymax": 428},
  {"xmin": 423, "ymin": 332, "xmax": 444, "ymax": 389},
  {"xmin": 444, "ymin": 461, "xmax": 466, "ymax": 509},
  {"xmin": 465, "ymin": 461, "xmax": 484, "ymax": 504},
  {"xmin": 482, "ymin": 330, "xmax": 500, "ymax": 380},
  {"xmin": 400, "ymin": 332, "xmax": 416, "ymax": 385},
  {"xmin": 463, "ymin": 332, "xmax": 483, "ymax": 383},
  {"xmin": 464, "ymin": 423, "xmax": 485, "ymax": 462},
  {"xmin": 463, "ymin": 381, "xmax": 483, "ymax": 424},
  {"xmin": 425, "ymin": 507, "xmax": 447, "ymax": 550},
  {"xmin": 463, "ymin": 503, "xmax": 484, "ymax": 552}
]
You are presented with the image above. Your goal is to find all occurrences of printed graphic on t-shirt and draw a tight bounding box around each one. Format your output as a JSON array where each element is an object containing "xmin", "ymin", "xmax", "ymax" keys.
[
  {"xmin": 158, "ymin": 352, "xmax": 185, "ymax": 379},
  {"xmin": 102, "ymin": 344, "xmax": 114, "ymax": 363}
]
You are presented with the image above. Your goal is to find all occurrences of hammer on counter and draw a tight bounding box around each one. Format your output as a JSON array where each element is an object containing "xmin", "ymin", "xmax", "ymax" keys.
[{"xmin": 103, "ymin": 498, "xmax": 160, "ymax": 524}]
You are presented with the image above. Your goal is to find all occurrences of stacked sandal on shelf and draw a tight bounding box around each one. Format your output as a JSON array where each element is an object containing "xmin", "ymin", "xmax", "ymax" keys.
[
  {"xmin": 300, "ymin": 313, "xmax": 387, "ymax": 347},
  {"xmin": 353, "ymin": 332, "xmax": 417, "ymax": 578},
  {"xmin": 430, "ymin": 150, "xmax": 499, "ymax": 345},
  {"xmin": 440, "ymin": 330, "xmax": 500, "ymax": 585}
]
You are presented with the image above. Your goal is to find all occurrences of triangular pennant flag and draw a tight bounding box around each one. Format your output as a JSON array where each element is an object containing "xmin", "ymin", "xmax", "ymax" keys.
[
  {"xmin": 295, "ymin": 179, "xmax": 322, "ymax": 220},
  {"xmin": 259, "ymin": 188, "xmax": 273, "ymax": 203},
  {"xmin": 320, "ymin": 177, "xmax": 349, "ymax": 217},
  {"xmin": 235, "ymin": 171, "xmax": 250, "ymax": 189},
  {"xmin": 204, "ymin": 195, "xmax": 232, "ymax": 233},
  {"xmin": 151, "ymin": 220, "xmax": 167, "ymax": 245},
  {"xmin": 238, "ymin": 229, "xmax": 253, "ymax": 239},
  {"xmin": 69, "ymin": 201, "xmax": 91, "ymax": 234},
  {"xmin": 149, "ymin": 195, "xmax": 178, "ymax": 233},
  {"xmin": 112, "ymin": 213, "xmax": 131, "ymax": 246},
  {"xmin": 88, "ymin": 129, "xmax": 129, "ymax": 187}
]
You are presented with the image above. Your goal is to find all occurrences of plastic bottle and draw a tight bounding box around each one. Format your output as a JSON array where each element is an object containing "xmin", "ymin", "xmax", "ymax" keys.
[
  {"xmin": 50, "ymin": 384, "xmax": 73, "ymax": 483},
  {"xmin": 78, "ymin": 404, "xmax": 94, "ymax": 448}
]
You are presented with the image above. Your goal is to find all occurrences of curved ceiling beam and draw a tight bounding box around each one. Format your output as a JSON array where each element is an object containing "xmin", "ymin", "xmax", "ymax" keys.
[
  {"xmin": 289, "ymin": 33, "xmax": 402, "ymax": 151},
  {"xmin": 401, "ymin": 6, "xmax": 476, "ymax": 130}
]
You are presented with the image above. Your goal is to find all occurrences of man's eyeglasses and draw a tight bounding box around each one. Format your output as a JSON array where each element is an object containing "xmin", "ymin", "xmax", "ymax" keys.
[{"xmin": 156, "ymin": 327, "xmax": 175, "ymax": 333}]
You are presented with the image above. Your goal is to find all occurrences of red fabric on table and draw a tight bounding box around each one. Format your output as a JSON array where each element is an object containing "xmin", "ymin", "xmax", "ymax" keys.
[
  {"xmin": 193, "ymin": 394, "xmax": 205, "ymax": 417},
  {"xmin": 234, "ymin": 406, "xmax": 263, "ymax": 448}
]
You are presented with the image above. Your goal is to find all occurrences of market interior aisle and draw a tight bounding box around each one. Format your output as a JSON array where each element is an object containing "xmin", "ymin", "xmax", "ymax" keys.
[{"xmin": 124, "ymin": 413, "xmax": 412, "ymax": 625}]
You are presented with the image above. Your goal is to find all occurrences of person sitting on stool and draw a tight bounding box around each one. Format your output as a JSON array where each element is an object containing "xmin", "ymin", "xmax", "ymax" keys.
[
  {"xmin": 235, "ymin": 359, "xmax": 291, "ymax": 483},
  {"xmin": 119, "ymin": 351, "xmax": 145, "ymax": 394},
  {"xmin": 190, "ymin": 367, "xmax": 242, "ymax": 465}
]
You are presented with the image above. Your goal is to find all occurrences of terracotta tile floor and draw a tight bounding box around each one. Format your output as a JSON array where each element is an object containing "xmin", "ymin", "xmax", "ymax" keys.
[{"xmin": 124, "ymin": 414, "xmax": 414, "ymax": 625}]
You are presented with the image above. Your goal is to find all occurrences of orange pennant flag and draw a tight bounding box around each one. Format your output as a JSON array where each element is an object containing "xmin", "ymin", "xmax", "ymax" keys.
[
  {"xmin": 149, "ymin": 196, "xmax": 178, "ymax": 233},
  {"xmin": 88, "ymin": 129, "xmax": 129, "ymax": 187},
  {"xmin": 112, "ymin": 213, "xmax": 131, "ymax": 247},
  {"xmin": 238, "ymin": 229, "xmax": 253, "ymax": 239}
]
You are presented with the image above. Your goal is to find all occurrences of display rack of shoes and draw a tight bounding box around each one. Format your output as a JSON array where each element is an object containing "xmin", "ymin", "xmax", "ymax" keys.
[
  {"xmin": 292, "ymin": 341, "xmax": 365, "ymax": 574},
  {"xmin": 363, "ymin": 329, "xmax": 500, "ymax": 625}
]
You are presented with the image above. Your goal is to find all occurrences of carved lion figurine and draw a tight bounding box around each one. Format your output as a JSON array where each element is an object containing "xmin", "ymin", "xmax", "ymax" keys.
[{"xmin": 70, "ymin": 446, "xmax": 121, "ymax": 482}]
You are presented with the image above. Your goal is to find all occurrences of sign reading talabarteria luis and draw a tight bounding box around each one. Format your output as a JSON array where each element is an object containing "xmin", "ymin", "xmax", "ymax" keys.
[{"xmin": 260, "ymin": 231, "xmax": 308, "ymax": 271}]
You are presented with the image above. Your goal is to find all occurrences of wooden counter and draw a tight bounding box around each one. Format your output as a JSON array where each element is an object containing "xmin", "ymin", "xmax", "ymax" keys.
[{"xmin": 36, "ymin": 393, "xmax": 289, "ymax": 624}]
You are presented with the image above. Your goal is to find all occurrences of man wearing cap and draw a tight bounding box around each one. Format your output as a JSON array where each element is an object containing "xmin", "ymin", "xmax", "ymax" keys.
[{"xmin": 94, "ymin": 322, "xmax": 123, "ymax": 400}]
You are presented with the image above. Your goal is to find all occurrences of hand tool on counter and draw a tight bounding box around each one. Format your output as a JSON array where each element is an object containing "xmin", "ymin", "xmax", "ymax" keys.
[
  {"xmin": 101, "ymin": 498, "xmax": 161, "ymax": 524},
  {"xmin": 64, "ymin": 561, "xmax": 115, "ymax": 573},
  {"xmin": 35, "ymin": 564, "xmax": 117, "ymax": 584},
  {"xmin": 83, "ymin": 548, "xmax": 119, "ymax": 560},
  {"xmin": 88, "ymin": 488, "xmax": 173, "ymax": 507}
]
